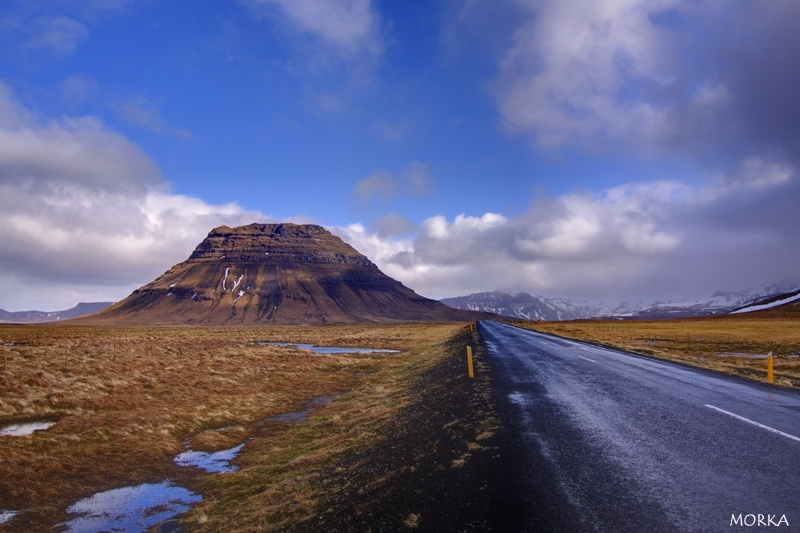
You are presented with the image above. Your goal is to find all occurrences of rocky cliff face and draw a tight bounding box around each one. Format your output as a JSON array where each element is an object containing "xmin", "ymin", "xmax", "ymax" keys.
[
  {"xmin": 86, "ymin": 223, "xmax": 482, "ymax": 325},
  {"xmin": 186, "ymin": 224, "xmax": 374, "ymax": 266}
]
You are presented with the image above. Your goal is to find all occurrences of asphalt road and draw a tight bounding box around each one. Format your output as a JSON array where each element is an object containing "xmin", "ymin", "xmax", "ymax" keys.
[{"xmin": 479, "ymin": 320, "xmax": 800, "ymax": 532}]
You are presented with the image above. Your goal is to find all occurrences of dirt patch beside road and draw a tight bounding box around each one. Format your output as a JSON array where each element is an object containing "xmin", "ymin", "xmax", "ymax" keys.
[{"xmin": 298, "ymin": 326, "xmax": 525, "ymax": 532}]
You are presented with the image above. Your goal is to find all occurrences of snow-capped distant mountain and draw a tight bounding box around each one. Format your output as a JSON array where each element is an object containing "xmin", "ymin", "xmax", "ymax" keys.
[
  {"xmin": 0, "ymin": 302, "xmax": 113, "ymax": 323},
  {"xmin": 440, "ymin": 292, "xmax": 648, "ymax": 321},
  {"xmin": 441, "ymin": 284, "xmax": 798, "ymax": 320},
  {"xmin": 624, "ymin": 284, "xmax": 797, "ymax": 319}
]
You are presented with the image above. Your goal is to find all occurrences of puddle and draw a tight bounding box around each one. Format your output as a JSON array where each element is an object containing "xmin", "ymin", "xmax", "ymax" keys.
[
  {"xmin": 264, "ymin": 409, "xmax": 311, "ymax": 424},
  {"xmin": 174, "ymin": 443, "xmax": 244, "ymax": 473},
  {"xmin": 258, "ymin": 342, "xmax": 399, "ymax": 355},
  {"xmin": 60, "ymin": 481, "xmax": 201, "ymax": 533},
  {"xmin": 266, "ymin": 410, "xmax": 309, "ymax": 424},
  {"xmin": 0, "ymin": 510, "xmax": 19, "ymax": 525},
  {"xmin": 310, "ymin": 395, "xmax": 338, "ymax": 406},
  {"xmin": 0, "ymin": 420, "xmax": 57, "ymax": 436},
  {"xmin": 716, "ymin": 352, "xmax": 769, "ymax": 359},
  {"xmin": 265, "ymin": 394, "xmax": 340, "ymax": 424}
]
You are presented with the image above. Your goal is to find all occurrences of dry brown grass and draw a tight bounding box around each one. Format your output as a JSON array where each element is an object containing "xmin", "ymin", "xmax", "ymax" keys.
[
  {"xmin": 514, "ymin": 316, "xmax": 800, "ymax": 387},
  {"xmin": 0, "ymin": 322, "xmax": 465, "ymax": 532}
]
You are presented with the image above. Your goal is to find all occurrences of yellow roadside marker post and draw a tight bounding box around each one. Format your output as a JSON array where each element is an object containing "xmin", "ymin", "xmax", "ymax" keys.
[
  {"xmin": 767, "ymin": 351, "xmax": 774, "ymax": 383},
  {"xmin": 467, "ymin": 346, "xmax": 474, "ymax": 378}
]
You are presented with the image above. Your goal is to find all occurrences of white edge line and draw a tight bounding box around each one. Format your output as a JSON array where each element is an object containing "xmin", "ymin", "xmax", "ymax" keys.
[
  {"xmin": 705, "ymin": 404, "xmax": 800, "ymax": 443},
  {"xmin": 577, "ymin": 355, "xmax": 596, "ymax": 363}
]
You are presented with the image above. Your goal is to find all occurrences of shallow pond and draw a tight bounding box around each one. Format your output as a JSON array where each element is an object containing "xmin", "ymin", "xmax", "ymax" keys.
[
  {"xmin": 259, "ymin": 342, "xmax": 400, "ymax": 354},
  {"xmin": 60, "ymin": 481, "xmax": 201, "ymax": 533},
  {"xmin": 174, "ymin": 443, "xmax": 244, "ymax": 473},
  {"xmin": 265, "ymin": 394, "xmax": 340, "ymax": 424},
  {"xmin": 716, "ymin": 352, "xmax": 770, "ymax": 359},
  {"xmin": 0, "ymin": 420, "xmax": 56, "ymax": 436}
]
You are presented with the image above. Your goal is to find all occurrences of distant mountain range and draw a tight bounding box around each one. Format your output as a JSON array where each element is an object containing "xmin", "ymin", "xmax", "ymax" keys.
[
  {"xmin": 5, "ymin": 274, "xmax": 797, "ymax": 325},
  {"xmin": 440, "ymin": 292, "xmax": 644, "ymax": 321},
  {"xmin": 0, "ymin": 302, "xmax": 114, "ymax": 323},
  {"xmin": 441, "ymin": 284, "xmax": 800, "ymax": 320}
]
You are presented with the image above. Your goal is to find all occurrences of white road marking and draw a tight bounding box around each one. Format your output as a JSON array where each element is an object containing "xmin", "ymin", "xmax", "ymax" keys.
[
  {"xmin": 577, "ymin": 355, "xmax": 596, "ymax": 363},
  {"xmin": 705, "ymin": 404, "xmax": 800, "ymax": 443}
]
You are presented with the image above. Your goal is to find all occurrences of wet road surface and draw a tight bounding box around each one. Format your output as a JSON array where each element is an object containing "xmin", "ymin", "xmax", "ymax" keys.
[{"xmin": 479, "ymin": 321, "xmax": 800, "ymax": 532}]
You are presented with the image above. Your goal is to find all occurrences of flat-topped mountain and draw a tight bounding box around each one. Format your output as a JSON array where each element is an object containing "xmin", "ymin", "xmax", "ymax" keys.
[{"xmin": 83, "ymin": 223, "xmax": 485, "ymax": 325}]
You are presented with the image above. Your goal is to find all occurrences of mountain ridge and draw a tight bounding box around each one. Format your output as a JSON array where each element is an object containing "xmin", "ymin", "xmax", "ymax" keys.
[{"xmin": 441, "ymin": 284, "xmax": 798, "ymax": 320}]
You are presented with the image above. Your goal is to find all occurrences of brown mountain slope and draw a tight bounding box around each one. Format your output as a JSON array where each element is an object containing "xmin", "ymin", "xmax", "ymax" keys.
[{"xmin": 81, "ymin": 223, "xmax": 488, "ymax": 325}]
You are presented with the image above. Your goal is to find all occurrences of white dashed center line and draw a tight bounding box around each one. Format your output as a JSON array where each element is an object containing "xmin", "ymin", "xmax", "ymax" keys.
[{"xmin": 705, "ymin": 404, "xmax": 800, "ymax": 443}]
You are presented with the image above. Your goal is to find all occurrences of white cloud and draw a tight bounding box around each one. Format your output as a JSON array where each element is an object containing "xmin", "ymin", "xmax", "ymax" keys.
[
  {"xmin": 492, "ymin": 0, "xmax": 686, "ymax": 149},
  {"xmin": 352, "ymin": 171, "xmax": 398, "ymax": 206},
  {"xmin": 334, "ymin": 163, "xmax": 798, "ymax": 302},
  {"xmin": 112, "ymin": 94, "xmax": 194, "ymax": 138},
  {"xmin": 0, "ymin": 82, "xmax": 272, "ymax": 311},
  {"xmin": 351, "ymin": 162, "xmax": 435, "ymax": 211},
  {"xmin": 22, "ymin": 15, "xmax": 89, "ymax": 55},
  {"xmin": 0, "ymin": 114, "xmax": 160, "ymax": 191},
  {"xmin": 245, "ymin": 0, "xmax": 383, "ymax": 59}
]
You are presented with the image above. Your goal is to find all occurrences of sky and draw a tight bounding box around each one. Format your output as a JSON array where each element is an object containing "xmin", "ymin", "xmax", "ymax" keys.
[{"xmin": 1, "ymin": 0, "xmax": 799, "ymax": 311}]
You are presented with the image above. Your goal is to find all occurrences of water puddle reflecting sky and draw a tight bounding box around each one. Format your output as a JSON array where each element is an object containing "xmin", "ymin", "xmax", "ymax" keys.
[
  {"xmin": 0, "ymin": 420, "xmax": 56, "ymax": 436},
  {"xmin": 174, "ymin": 443, "xmax": 244, "ymax": 473},
  {"xmin": 60, "ymin": 481, "xmax": 201, "ymax": 533},
  {"xmin": 264, "ymin": 394, "xmax": 340, "ymax": 424},
  {"xmin": 258, "ymin": 342, "xmax": 399, "ymax": 354},
  {"xmin": 55, "ymin": 391, "xmax": 341, "ymax": 531}
]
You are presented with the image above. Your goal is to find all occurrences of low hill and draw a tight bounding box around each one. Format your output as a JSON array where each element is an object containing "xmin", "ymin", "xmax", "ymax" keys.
[
  {"xmin": 0, "ymin": 302, "xmax": 113, "ymax": 323},
  {"xmin": 80, "ymin": 223, "xmax": 489, "ymax": 325}
]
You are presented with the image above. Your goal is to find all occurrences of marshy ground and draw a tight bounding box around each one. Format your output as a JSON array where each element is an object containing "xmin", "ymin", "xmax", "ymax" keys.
[{"xmin": 0, "ymin": 322, "xmax": 500, "ymax": 532}]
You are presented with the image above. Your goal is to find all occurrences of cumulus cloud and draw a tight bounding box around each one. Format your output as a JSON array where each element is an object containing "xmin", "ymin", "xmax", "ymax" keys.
[
  {"xmin": 335, "ymin": 159, "xmax": 799, "ymax": 301},
  {"xmin": 368, "ymin": 212, "xmax": 416, "ymax": 238},
  {"xmin": 0, "ymin": 83, "xmax": 272, "ymax": 311}
]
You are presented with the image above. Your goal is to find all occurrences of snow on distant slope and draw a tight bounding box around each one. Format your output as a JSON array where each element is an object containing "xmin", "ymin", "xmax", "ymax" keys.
[
  {"xmin": 441, "ymin": 284, "xmax": 797, "ymax": 320},
  {"xmin": 730, "ymin": 289, "xmax": 800, "ymax": 314},
  {"xmin": 630, "ymin": 284, "xmax": 794, "ymax": 318},
  {"xmin": 0, "ymin": 302, "xmax": 113, "ymax": 323}
]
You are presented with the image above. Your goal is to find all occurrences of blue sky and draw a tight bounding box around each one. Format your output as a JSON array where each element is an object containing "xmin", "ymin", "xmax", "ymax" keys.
[{"xmin": 1, "ymin": 0, "xmax": 799, "ymax": 311}]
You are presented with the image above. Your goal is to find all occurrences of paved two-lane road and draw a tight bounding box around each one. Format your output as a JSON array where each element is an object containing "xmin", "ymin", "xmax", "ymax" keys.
[{"xmin": 479, "ymin": 320, "xmax": 800, "ymax": 532}]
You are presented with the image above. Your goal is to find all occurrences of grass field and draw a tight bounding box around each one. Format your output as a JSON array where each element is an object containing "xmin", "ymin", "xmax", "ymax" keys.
[
  {"xmin": 0, "ymin": 322, "xmax": 468, "ymax": 532},
  {"xmin": 516, "ymin": 316, "xmax": 800, "ymax": 388},
  {"xmin": 5, "ymin": 315, "xmax": 795, "ymax": 530}
]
